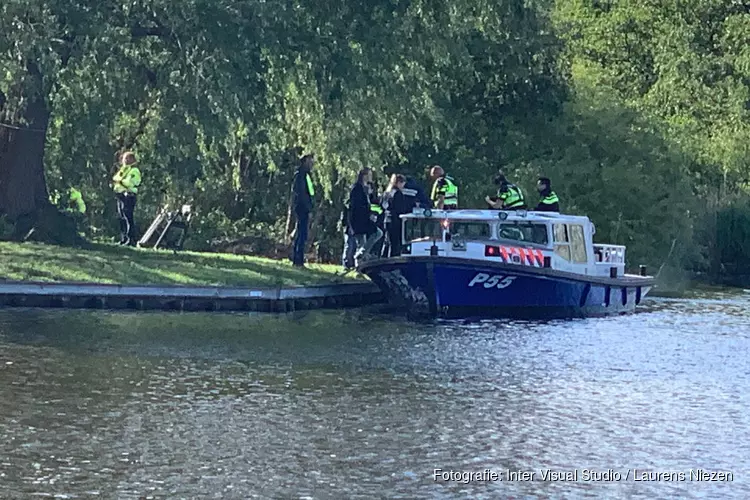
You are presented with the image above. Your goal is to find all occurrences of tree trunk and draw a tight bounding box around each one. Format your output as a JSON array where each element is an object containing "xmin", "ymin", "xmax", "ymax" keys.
[
  {"xmin": 0, "ymin": 99, "xmax": 50, "ymax": 219},
  {"xmin": 0, "ymin": 63, "xmax": 81, "ymax": 245}
]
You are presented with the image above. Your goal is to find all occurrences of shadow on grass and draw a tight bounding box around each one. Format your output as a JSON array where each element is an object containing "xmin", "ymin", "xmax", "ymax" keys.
[{"xmin": 0, "ymin": 241, "xmax": 355, "ymax": 288}]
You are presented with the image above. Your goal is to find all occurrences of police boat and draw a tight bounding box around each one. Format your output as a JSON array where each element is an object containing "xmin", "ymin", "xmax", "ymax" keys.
[{"xmin": 358, "ymin": 208, "xmax": 655, "ymax": 318}]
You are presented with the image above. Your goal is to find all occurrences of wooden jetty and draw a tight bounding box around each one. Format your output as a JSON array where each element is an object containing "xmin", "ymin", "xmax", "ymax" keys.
[{"xmin": 0, "ymin": 281, "xmax": 383, "ymax": 313}]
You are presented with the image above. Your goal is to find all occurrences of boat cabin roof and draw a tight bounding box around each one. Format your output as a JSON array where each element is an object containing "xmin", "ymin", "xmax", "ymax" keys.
[{"xmin": 402, "ymin": 208, "xmax": 592, "ymax": 225}]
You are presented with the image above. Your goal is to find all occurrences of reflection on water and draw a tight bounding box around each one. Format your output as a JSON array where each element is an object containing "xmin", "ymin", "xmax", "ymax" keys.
[{"xmin": 0, "ymin": 294, "xmax": 749, "ymax": 499}]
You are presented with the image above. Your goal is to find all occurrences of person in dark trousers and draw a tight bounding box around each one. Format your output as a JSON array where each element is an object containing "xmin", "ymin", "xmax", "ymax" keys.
[
  {"xmin": 485, "ymin": 172, "xmax": 526, "ymax": 210},
  {"xmin": 381, "ymin": 174, "xmax": 408, "ymax": 258},
  {"xmin": 401, "ymin": 176, "xmax": 432, "ymax": 211},
  {"xmin": 348, "ymin": 168, "xmax": 383, "ymax": 266},
  {"xmin": 290, "ymin": 154, "xmax": 315, "ymax": 267},
  {"xmin": 112, "ymin": 151, "xmax": 142, "ymax": 245},
  {"xmin": 368, "ymin": 180, "xmax": 385, "ymax": 258},
  {"xmin": 340, "ymin": 199, "xmax": 357, "ymax": 271},
  {"xmin": 535, "ymin": 177, "xmax": 560, "ymax": 212}
]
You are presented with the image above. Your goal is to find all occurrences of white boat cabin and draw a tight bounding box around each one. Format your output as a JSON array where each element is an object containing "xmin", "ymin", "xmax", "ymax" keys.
[{"xmin": 400, "ymin": 208, "xmax": 630, "ymax": 278}]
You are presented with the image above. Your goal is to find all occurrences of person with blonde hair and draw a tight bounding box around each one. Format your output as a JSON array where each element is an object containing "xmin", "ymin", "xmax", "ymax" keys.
[{"xmin": 112, "ymin": 151, "xmax": 142, "ymax": 245}]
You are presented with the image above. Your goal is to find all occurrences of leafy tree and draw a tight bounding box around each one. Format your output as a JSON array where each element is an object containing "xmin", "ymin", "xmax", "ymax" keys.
[
  {"xmin": 554, "ymin": 0, "xmax": 750, "ymax": 273},
  {"xmin": 1, "ymin": 0, "xmax": 746, "ymax": 276}
]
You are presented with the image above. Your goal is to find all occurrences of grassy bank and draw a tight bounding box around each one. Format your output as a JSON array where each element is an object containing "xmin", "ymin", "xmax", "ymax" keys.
[{"xmin": 0, "ymin": 242, "xmax": 355, "ymax": 288}]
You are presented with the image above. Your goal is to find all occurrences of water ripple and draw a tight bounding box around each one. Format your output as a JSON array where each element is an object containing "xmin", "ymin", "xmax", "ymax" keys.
[{"xmin": 0, "ymin": 294, "xmax": 748, "ymax": 499}]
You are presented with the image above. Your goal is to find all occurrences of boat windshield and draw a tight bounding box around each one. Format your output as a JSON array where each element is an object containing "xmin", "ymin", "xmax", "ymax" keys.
[
  {"xmin": 497, "ymin": 222, "xmax": 548, "ymax": 245},
  {"xmin": 404, "ymin": 218, "xmax": 443, "ymax": 242},
  {"xmin": 450, "ymin": 221, "xmax": 491, "ymax": 240}
]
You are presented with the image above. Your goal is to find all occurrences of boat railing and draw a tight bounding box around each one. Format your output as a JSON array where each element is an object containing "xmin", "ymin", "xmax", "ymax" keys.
[{"xmin": 594, "ymin": 244, "xmax": 626, "ymax": 264}]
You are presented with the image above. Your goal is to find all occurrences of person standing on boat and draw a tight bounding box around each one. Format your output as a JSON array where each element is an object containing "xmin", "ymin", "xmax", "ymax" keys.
[
  {"xmin": 381, "ymin": 174, "xmax": 408, "ymax": 257},
  {"xmin": 290, "ymin": 153, "xmax": 315, "ymax": 267},
  {"xmin": 535, "ymin": 177, "xmax": 560, "ymax": 212},
  {"xmin": 401, "ymin": 176, "xmax": 431, "ymax": 211},
  {"xmin": 429, "ymin": 165, "xmax": 458, "ymax": 210},
  {"xmin": 349, "ymin": 168, "xmax": 383, "ymax": 266},
  {"xmin": 485, "ymin": 172, "xmax": 526, "ymax": 210},
  {"xmin": 112, "ymin": 151, "xmax": 142, "ymax": 245}
]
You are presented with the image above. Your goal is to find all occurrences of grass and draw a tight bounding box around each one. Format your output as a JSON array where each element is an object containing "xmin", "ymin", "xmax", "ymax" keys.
[{"xmin": 0, "ymin": 241, "xmax": 359, "ymax": 288}]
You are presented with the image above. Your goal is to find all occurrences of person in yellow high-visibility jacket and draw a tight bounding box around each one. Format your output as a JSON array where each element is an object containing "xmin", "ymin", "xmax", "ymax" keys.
[
  {"xmin": 67, "ymin": 187, "xmax": 86, "ymax": 214},
  {"xmin": 112, "ymin": 151, "xmax": 142, "ymax": 245},
  {"xmin": 289, "ymin": 154, "xmax": 315, "ymax": 267},
  {"xmin": 62, "ymin": 187, "xmax": 89, "ymax": 237}
]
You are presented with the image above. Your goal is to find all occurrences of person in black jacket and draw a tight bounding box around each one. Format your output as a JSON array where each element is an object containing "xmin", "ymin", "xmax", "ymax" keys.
[
  {"xmin": 340, "ymin": 199, "xmax": 356, "ymax": 271},
  {"xmin": 369, "ymin": 180, "xmax": 386, "ymax": 258},
  {"xmin": 401, "ymin": 176, "xmax": 432, "ymax": 212},
  {"xmin": 535, "ymin": 177, "xmax": 560, "ymax": 212},
  {"xmin": 348, "ymin": 168, "xmax": 383, "ymax": 266},
  {"xmin": 290, "ymin": 154, "xmax": 315, "ymax": 267},
  {"xmin": 486, "ymin": 172, "xmax": 526, "ymax": 210},
  {"xmin": 381, "ymin": 174, "xmax": 408, "ymax": 257}
]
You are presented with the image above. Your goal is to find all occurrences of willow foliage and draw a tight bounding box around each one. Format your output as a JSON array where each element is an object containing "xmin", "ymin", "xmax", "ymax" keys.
[{"xmin": 1, "ymin": 0, "xmax": 748, "ymax": 272}]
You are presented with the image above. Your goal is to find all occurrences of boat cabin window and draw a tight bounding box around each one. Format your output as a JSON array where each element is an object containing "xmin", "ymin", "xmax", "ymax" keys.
[
  {"xmin": 497, "ymin": 223, "xmax": 548, "ymax": 245},
  {"xmin": 553, "ymin": 223, "xmax": 568, "ymax": 243},
  {"xmin": 553, "ymin": 223, "xmax": 571, "ymax": 261},
  {"xmin": 450, "ymin": 221, "xmax": 491, "ymax": 240},
  {"xmin": 568, "ymin": 224, "xmax": 588, "ymax": 263},
  {"xmin": 404, "ymin": 218, "xmax": 443, "ymax": 242},
  {"xmin": 552, "ymin": 223, "xmax": 587, "ymax": 263},
  {"xmin": 555, "ymin": 245, "xmax": 571, "ymax": 261}
]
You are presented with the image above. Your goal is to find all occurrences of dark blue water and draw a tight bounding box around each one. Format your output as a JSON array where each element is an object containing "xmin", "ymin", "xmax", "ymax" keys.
[{"xmin": 0, "ymin": 291, "xmax": 748, "ymax": 499}]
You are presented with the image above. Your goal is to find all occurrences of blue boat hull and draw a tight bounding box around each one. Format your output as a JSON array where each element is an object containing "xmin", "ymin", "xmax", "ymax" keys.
[{"xmin": 359, "ymin": 257, "xmax": 654, "ymax": 319}]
